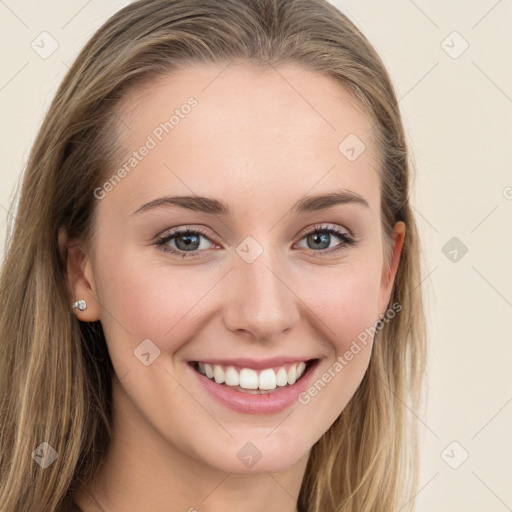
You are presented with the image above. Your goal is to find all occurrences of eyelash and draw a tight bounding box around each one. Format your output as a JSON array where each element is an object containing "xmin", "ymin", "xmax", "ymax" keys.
[{"xmin": 155, "ymin": 224, "xmax": 357, "ymax": 259}]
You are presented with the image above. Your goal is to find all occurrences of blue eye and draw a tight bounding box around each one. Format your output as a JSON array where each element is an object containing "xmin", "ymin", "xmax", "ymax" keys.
[
  {"xmin": 155, "ymin": 227, "xmax": 215, "ymax": 258},
  {"xmin": 155, "ymin": 224, "xmax": 356, "ymax": 258},
  {"xmin": 295, "ymin": 225, "xmax": 356, "ymax": 255}
]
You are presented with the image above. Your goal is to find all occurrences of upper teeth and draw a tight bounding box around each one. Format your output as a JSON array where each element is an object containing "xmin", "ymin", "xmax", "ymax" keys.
[{"xmin": 197, "ymin": 361, "xmax": 307, "ymax": 390}]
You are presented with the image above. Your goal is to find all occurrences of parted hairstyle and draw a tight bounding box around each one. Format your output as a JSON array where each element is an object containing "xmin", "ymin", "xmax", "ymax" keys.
[{"xmin": 0, "ymin": 1, "xmax": 427, "ymax": 510}]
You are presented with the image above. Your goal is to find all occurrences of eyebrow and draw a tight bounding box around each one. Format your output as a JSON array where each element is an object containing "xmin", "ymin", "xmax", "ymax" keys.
[{"xmin": 131, "ymin": 189, "xmax": 370, "ymax": 216}]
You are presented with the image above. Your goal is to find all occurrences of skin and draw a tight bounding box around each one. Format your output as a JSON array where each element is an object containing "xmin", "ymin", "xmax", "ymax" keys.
[{"xmin": 64, "ymin": 62, "xmax": 405, "ymax": 512}]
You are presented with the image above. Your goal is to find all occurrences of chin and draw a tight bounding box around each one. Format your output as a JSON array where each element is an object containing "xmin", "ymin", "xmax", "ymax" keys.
[{"xmin": 192, "ymin": 432, "xmax": 310, "ymax": 474}]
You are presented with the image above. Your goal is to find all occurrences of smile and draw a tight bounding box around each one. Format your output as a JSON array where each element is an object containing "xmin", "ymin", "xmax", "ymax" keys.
[
  {"xmin": 188, "ymin": 357, "xmax": 319, "ymax": 414},
  {"xmin": 191, "ymin": 360, "xmax": 310, "ymax": 392}
]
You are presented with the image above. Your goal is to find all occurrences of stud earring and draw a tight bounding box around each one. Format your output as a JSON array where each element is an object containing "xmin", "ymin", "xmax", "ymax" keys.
[{"xmin": 71, "ymin": 300, "xmax": 87, "ymax": 311}]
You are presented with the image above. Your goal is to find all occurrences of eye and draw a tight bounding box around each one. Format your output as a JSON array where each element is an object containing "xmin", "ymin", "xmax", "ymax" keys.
[
  {"xmin": 155, "ymin": 224, "xmax": 357, "ymax": 258},
  {"xmin": 155, "ymin": 227, "xmax": 217, "ymax": 258},
  {"xmin": 294, "ymin": 224, "xmax": 357, "ymax": 257}
]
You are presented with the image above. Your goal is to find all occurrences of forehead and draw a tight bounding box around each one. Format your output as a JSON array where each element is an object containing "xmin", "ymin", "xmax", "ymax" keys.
[{"xmin": 104, "ymin": 62, "xmax": 382, "ymax": 218}]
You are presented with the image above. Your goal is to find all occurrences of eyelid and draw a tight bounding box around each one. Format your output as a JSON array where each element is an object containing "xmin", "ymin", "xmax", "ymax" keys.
[
  {"xmin": 294, "ymin": 222, "xmax": 353, "ymax": 240},
  {"xmin": 155, "ymin": 223, "xmax": 357, "ymax": 258},
  {"xmin": 293, "ymin": 224, "xmax": 357, "ymax": 257},
  {"xmin": 155, "ymin": 225, "xmax": 218, "ymax": 257}
]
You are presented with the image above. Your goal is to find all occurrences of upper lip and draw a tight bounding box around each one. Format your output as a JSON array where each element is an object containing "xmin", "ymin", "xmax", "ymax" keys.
[{"xmin": 189, "ymin": 356, "xmax": 317, "ymax": 370}]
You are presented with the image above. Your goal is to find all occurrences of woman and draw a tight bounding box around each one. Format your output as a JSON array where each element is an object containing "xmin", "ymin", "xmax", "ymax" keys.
[{"xmin": 0, "ymin": 0, "xmax": 426, "ymax": 510}]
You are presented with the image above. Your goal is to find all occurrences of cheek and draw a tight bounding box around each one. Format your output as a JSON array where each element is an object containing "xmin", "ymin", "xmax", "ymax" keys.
[
  {"xmin": 304, "ymin": 261, "xmax": 383, "ymax": 353},
  {"xmin": 92, "ymin": 245, "xmax": 220, "ymax": 366},
  {"xmin": 294, "ymin": 264, "xmax": 382, "ymax": 429}
]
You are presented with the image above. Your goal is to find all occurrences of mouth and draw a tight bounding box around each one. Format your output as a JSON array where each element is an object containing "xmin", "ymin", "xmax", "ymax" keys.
[
  {"xmin": 188, "ymin": 357, "xmax": 320, "ymax": 415},
  {"xmin": 189, "ymin": 359, "xmax": 316, "ymax": 394}
]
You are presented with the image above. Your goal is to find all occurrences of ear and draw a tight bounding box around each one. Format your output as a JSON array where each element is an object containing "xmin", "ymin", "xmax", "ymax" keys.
[
  {"xmin": 378, "ymin": 221, "xmax": 406, "ymax": 317},
  {"xmin": 58, "ymin": 227, "xmax": 101, "ymax": 322}
]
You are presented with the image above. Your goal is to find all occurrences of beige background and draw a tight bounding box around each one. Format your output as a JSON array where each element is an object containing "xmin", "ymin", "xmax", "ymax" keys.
[{"xmin": 1, "ymin": 1, "xmax": 511, "ymax": 510}]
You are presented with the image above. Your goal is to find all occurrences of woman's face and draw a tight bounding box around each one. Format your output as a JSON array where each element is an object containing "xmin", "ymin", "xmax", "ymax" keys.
[{"xmin": 74, "ymin": 62, "xmax": 404, "ymax": 474}]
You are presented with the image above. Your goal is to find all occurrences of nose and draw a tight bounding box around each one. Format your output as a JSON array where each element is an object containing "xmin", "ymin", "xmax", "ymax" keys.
[{"xmin": 222, "ymin": 245, "xmax": 300, "ymax": 342}]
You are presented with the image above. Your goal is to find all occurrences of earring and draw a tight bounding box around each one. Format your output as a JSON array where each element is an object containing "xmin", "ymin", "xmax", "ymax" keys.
[{"xmin": 71, "ymin": 300, "xmax": 87, "ymax": 311}]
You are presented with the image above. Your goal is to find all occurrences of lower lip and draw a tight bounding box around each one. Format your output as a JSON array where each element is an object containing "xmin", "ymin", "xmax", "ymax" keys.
[{"xmin": 189, "ymin": 360, "xmax": 318, "ymax": 415}]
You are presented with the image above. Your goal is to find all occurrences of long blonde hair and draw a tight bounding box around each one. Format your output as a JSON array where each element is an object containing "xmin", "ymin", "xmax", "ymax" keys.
[{"xmin": 0, "ymin": 1, "xmax": 427, "ymax": 510}]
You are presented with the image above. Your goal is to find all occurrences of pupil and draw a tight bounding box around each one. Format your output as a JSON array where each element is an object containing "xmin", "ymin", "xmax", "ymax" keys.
[
  {"xmin": 176, "ymin": 234, "xmax": 199, "ymax": 251},
  {"xmin": 309, "ymin": 233, "xmax": 329, "ymax": 250},
  {"xmin": 173, "ymin": 231, "xmax": 331, "ymax": 252}
]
